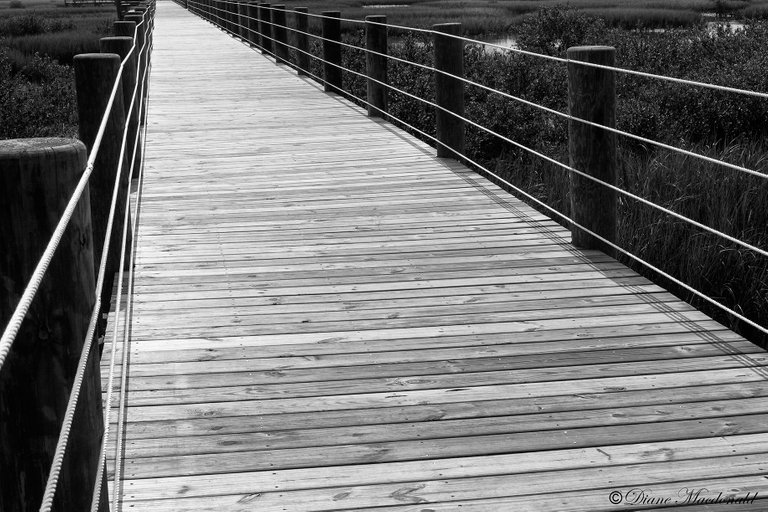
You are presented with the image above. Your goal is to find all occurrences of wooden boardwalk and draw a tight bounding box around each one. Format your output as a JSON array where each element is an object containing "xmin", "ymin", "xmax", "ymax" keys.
[{"xmin": 104, "ymin": 1, "xmax": 768, "ymax": 510}]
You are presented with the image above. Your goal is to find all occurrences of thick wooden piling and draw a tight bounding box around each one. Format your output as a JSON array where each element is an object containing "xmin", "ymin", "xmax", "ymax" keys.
[
  {"xmin": 100, "ymin": 35, "xmax": 143, "ymax": 184},
  {"xmin": 237, "ymin": 1, "xmax": 247, "ymax": 40},
  {"xmin": 294, "ymin": 7, "xmax": 309, "ymax": 75},
  {"xmin": 322, "ymin": 11, "xmax": 341, "ymax": 94},
  {"xmin": 73, "ymin": 54, "xmax": 128, "ymax": 317},
  {"xmin": 113, "ymin": 20, "xmax": 136, "ymax": 37},
  {"xmin": 365, "ymin": 14, "xmax": 387, "ymax": 118},
  {"xmin": 259, "ymin": 3, "xmax": 272, "ymax": 55},
  {"xmin": 246, "ymin": 0, "xmax": 259, "ymax": 47},
  {"xmin": 0, "ymin": 138, "xmax": 103, "ymax": 512},
  {"xmin": 273, "ymin": 4, "xmax": 289, "ymax": 64},
  {"xmin": 433, "ymin": 22, "xmax": 464, "ymax": 159},
  {"xmin": 567, "ymin": 46, "xmax": 617, "ymax": 254},
  {"xmin": 123, "ymin": 13, "xmax": 148, "ymax": 124}
]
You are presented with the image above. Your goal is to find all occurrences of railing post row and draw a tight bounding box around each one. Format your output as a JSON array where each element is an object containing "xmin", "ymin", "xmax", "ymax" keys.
[
  {"xmin": 433, "ymin": 23, "xmax": 464, "ymax": 159},
  {"xmin": 365, "ymin": 15, "xmax": 387, "ymax": 118},
  {"xmin": 322, "ymin": 11, "xmax": 342, "ymax": 94},
  {"xmin": 294, "ymin": 7, "xmax": 309, "ymax": 76},
  {"xmin": 0, "ymin": 3, "xmax": 154, "ymax": 509},
  {"xmin": 567, "ymin": 46, "xmax": 617, "ymax": 254}
]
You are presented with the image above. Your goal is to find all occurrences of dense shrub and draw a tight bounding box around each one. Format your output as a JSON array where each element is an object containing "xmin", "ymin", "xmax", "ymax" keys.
[{"xmin": 0, "ymin": 49, "xmax": 77, "ymax": 139}]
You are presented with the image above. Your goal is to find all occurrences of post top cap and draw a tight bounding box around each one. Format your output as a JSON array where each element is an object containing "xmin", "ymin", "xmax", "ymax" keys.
[
  {"xmin": 433, "ymin": 22, "xmax": 462, "ymax": 34},
  {"xmin": 0, "ymin": 138, "xmax": 86, "ymax": 162},
  {"xmin": 74, "ymin": 53, "xmax": 121, "ymax": 61},
  {"xmin": 567, "ymin": 45, "xmax": 616, "ymax": 53}
]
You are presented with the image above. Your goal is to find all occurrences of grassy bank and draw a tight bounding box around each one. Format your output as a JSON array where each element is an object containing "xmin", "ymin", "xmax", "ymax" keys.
[{"xmin": 0, "ymin": 0, "xmax": 115, "ymax": 138}]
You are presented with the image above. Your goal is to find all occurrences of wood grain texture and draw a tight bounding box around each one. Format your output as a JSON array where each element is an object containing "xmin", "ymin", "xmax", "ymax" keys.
[{"xmin": 101, "ymin": 2, "xmax": 768, "ymax": 510}]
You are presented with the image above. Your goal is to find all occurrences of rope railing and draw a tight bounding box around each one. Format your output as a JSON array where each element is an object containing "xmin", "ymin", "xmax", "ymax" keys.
[
  {"xmin": 188, "ymin": 0, "xmax": 767, "ymax": 340},
  {"xmin": 0, "ymin": 2, "xmax": 154, "ymax": 511},
  {"xmin": 42, "ymin": 17, "xmax": 154, "ymax": 512},
  {"xmin": 42, "ymin": 13, "xmax": 155, "ymax": 510},
  {"xmin": 90, "ymin": 35, "xmax": 151, "ymax": 512}
]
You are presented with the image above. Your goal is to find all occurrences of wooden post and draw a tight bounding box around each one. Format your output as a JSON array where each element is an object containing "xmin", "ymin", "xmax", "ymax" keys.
[
  {"xmin": 237, "ymin": 1, "xmax": 247, "ymax": 40},
  {"xmin": 294, "ymin": 7, "xmax": 309, "ymax": 75},
  {"xmin": 365, "ymin": 15, "xmax": 387, "ymax": 118},
  {"xmin": 224, "ymin": 0, "xmax": 232, "ymax": 33},
  {"xmin": 113, "ymin": 20, "xmax": 135, "ymax": 37},
  {"xmin": 433, "ymin": 23, "xmax": 464, "ymax": 159},
  {"xmin": 124, "ymin": 13, "xmax": 149, "ymax": 127},
  {"xmin": 273, "ymin": 4, "xmax": 289, "ymax": 64},
  {"xmin": 73, "ymin": 54, "xmax": 128, "ymax": 318},
  {"xmin": 259, "ymin": 3, "xmax": 272, "ymax": 56},
  {"xmin": 322, "ymin": 11, "xmax": 341, "ymax": 94},
  {"xmin": 223, "ymin": 1, "xmax": 229, "ymax": 32},
  {"xmin": 230, "ymin": 0, "xmax": 238, "ymax": 35},
  {"xmin": 123, "ymin": 14, "xmax": 146, "ymax": 110},
  {"xmin": 100, "ymin": 36, "xmax": 143, "ymax": 184},
  {"xmin": 0, "ymin": 138, "xmax": 104, "ymax": 512},
  {"xmin": 246, "ymin": 0, "xmax": 259, "ymax": 47},
  {"xmin": 567, "ymin": 46, "xmax": 617, "ymax": 253}
]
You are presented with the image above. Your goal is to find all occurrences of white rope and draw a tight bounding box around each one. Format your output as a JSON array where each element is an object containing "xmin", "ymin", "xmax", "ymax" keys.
[
  {"xmin": 38, "ymin": 40, "xmax": 140, "ymax": 512},
  {"xmin": 89, "ymin": 20, "xmax": 151, "ymax": 512}
]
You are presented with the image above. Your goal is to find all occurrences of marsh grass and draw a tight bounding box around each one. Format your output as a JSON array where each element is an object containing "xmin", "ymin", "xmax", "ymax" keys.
[
  {"xmin": 744, "ymin": 2, "xmax": 768, "ymax": 17},
  {"xmin": 5, "ymin": 30, "xmax": 101, "ymax": 65},
  {"xmin": 0, "ymin": 10, "xmax": 113, "ymax": 66},
  {"xmin": 295, "ymin": 0, "xmax": 768, "ymax": 34},
  {"xmin": 0, "ymin": 3, "xmax": 113, "ymax": 138}
]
